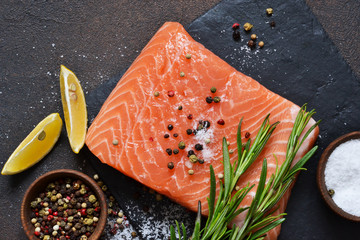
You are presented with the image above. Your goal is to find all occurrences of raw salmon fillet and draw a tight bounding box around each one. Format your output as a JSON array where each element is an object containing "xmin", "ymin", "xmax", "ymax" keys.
[{"xmin": 86, "ymin": 22, "xmax": 319, "ymax": 239}]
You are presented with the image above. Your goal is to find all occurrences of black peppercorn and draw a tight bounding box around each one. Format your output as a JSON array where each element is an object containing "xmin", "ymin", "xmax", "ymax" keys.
[
  {"xmin": 187, "ymin": 150, "xmax": 195, "ymax": 157},
  {"xmin": 167, "ymin": 124, "xmax": 174, "ymax": 131},
  {"xmin": 203, "ymin": 121, "xmax": 211, "ymax": 128},
  {"xmin": 195, "ymin": 144, "xmax": 203, "ymax": 151},
  {"xmin": 173, "ymin": 149, "xmax": 179, "ymax": 155},
  {"xmin": 186, "ymin": 129, "xmax": 193, "ymax": 135},
  {"xmin": 270, "ymin": 21, "xmax": 276, "ymax": 27},
  {"xmin": 245, "ymin": 132, "xmax": 251, "ymax": 138},
  {"xmin": 167, "ymin": 162, "xmax": 174, "ymax": 169},
  {"xmin": 164, "ymin": 134, "xmax": 170, "ymax": 138},
  {"xmin": 173, "ymin": 133, "xmax": 178, "ymax": 138},
  {"xmin": 206, "ymin": 96, "xmax": 213, "ymax": 104},
  {"xmin": 166, "ymin": 148, "xmax": 172, "ymax": 155},
  {"xmin": 178, "ymin": 105, "xmax": 183, "ymax": 110},
  {"xmin": 233, "ymin": 30, "xmax": 241, "ymax": 41},
  {"xmin": 248, "ymin": 40, "xmax": 255, "ymax": 49},
  {"xmin": 198, "ymin": 159, "xmax": 205, "ymax": 164}
]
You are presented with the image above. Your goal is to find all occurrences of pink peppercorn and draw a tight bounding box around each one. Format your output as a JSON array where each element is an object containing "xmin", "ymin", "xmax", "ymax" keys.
[
  {"xmin": 232, "ymin": 23, "xmax": 240, "ymax": 30},
  {"xmin": 168, "ymin": 90, "xmax": 175, "ymax": 97},
  {"xmin": 217, "ymin": 119, "xmax": 225, "ymax": 125}
]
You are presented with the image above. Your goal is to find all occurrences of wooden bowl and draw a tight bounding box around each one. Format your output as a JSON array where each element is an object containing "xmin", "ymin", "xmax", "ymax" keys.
[
  {"xmin": 317, "ymin": 131, "xmax": 360, "ymax": 221},
  {"xmin": 21, "ymin": 169, "xmax": 107, "ymax": 239}
]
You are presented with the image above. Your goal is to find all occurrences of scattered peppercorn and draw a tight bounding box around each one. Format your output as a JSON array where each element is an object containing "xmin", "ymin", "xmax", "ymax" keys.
[
  {"xmin": 233, "ymin": 30, "xmax": 241, "ymax": 41},
  {"xmin": 173, "ymin": 133, "xmax": 178, "ymax": 138},
  {"xmin": 245, "ymin": 132, "xmax": 251, "ymax": 138},
  {"xmin": 328, "ymin": 189, "xmax": 335, "ymax": 197},
  {"xmin": 232, "ymin": 23, "xmax": 240, "ymax": 30},
  {"xmin": 198, "ymin": 159, "xmax": 204, "ymax": 164},
  {"xmin": 131, "ymin": 231, "xmax": 137, "ymax": 237},
  {"xmin": 178, "ymin": 105, "xmax": 183, "ymax": 110},
  {"xmin": 168, "ymin": 90, "xmax": 175, "ymax": 97},
  {"xmin": 258, "ymin": 41, "xmax": 264, "ymax": 48},
  {"xmin": 203, "ymin": 120, "xmax": 211, "ymax": 128},
  {"xmin": 154, "ymin": 91, "xmax": 160, "ymax": 97},
  {"xmin": 180, "ymin": 71, "xmax": 185, "ymax": 77},
  {"xmin": 218, "ymin": 173, "xmax": 224, "ymax": 179},
  {"xmin": 243, "ymin": 22, "xmax": 253, "ymax": 31},
  {"xmin": 210, "ymin": 87, "xmax": 217, "ymax": 93},
  {"xmin": 164, "ymin": 134, "xmax": 170, "ymax": 138},
  {"xmin": 178, "ymin": 141, "xmax": 186, "ymax": 149},
  {"xmin": 205, "ymin": 138, "xmax": 211, "ymax": 144},
  {"xmin": 251, "ymin": 34, "xmax": 257, "ymax": 40},
  {"xmin": 166, "ymin": 148, "xmax": 173, "ymax": 156},
  {"xmin": 186, "ymin": 54, "xmax": 191, "ymax": 59},
  {"xmin": 248, "ymin": 40, "xmax": 255, "ymax": 49},
  {"xmin": 217, "ymin": 119, "xmax": 225, "ymax": 125},
  {"xmin": 270, "ymin": 21, "xmax": 276, "ymax": 28},
  {"xmin": 167, "ymin": 124, "xmax": 174, "ymax": 131},
  {"xmin": 188, "ymin": 170, "xmax": 194, "ymax": 175},
  {"xmin": 266, "ymin": 8, "xmax": 273, "ymax": 15},
  {"xmin": 173, "ymin": 149, "xmax": 179, "ymax": 155},
  {"xmin": 187, "ymin": 114, "xmax": 193, "ymax": 120},
  {"xmin": 189, "ymin": 155, "xmax": 198, "ymax": 163},
  {"xmin": 213, "ymin": 96, "xmax": 221, "ymax": 103},
  {"xmin": 195, "ymin": 144, "xmax": 203, "ymax": 151},
  {"xmin": 188, "ymin": 150, "xmax": 195, "ymax": 156},
  {"xmin": 186, "ymin": 129, "xmax": 193, "ymax": 135},
  {"xmin": 167, "ymin": 162, "xmax": 174, "ymax": 169},
  {"xmin": 229, "ymin": 149, "xmax": 234, "ymax": 154},
  {"xmin": 206, "ymin": 96, "xmax": 213, "ymax": 104}
]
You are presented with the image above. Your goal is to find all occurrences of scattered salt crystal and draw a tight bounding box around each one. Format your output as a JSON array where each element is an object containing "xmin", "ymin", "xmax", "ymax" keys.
[{"xmin": 324, "ymin": 139, "xmax": 360, "ymax": 217}]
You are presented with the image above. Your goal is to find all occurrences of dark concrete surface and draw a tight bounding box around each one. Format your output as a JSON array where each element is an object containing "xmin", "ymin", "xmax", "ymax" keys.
[{"xmin": 0, "ymin": 0, "xmax": 358, "ymax": 239}]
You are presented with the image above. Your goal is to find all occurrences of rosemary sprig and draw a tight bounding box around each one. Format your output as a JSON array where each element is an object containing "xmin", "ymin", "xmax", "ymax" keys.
[{"xmin": 170, "ymin": 105, "xmax": 319, "ymax": 240}]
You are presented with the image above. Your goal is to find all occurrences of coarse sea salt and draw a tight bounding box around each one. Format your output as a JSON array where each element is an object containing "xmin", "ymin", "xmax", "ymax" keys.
[{"xmin": 324, "ymin": 139, "xmax": 360, "ymax": 217}]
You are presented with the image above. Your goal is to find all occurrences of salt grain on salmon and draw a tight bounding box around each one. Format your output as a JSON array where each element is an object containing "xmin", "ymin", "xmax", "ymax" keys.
[{"xmin": 85, "ymin": 22, "xmax": 319, "ymax": 240}]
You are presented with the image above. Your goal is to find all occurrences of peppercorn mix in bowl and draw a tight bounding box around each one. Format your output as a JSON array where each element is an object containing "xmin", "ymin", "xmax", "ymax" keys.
[{"xmin": 21, "ymin": 169, "xmax": 107, "ymax": 240}]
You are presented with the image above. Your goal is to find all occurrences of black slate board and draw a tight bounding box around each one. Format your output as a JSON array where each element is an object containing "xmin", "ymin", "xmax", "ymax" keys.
[{"xmin": 86, "ymin": 0, "xmax": 360, "ymax": 239}]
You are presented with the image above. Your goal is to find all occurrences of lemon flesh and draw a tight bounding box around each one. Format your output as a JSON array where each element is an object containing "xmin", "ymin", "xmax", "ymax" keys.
[
  {"xmin": 1, "ymin": 113, "xmax": 63, "ymax": 175},
  {"xmin": 60, "ymin": 65, "xmax": 88, "ymax": 153}
]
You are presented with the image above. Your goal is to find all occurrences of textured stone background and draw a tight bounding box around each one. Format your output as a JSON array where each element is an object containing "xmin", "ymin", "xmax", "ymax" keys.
[{"xmin": 0, "ymin": 0, "xmax": 359, "ymax": 239}]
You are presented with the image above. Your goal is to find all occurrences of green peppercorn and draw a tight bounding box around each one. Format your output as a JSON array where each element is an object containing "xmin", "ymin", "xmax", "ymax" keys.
[
  {"xmin": 88, "ymin": 195, "xmax": 96, "ymax": 203},
  {"xmin": 109, "ymin": 202, "xmax": 113, "ymax": 208},
  {"xmin": 210, "ymin": 87, "xmax": 217, "ymax": 93},
  {"xmin": 30, "ymin": 201, "xmax": 38, "ymax": 208},
  {"xmin": 68, "ymin": 216, "xmax": 74, "ymax": 222},
  {"xmin": 178, "ymin": 105, "xmax": 183, "ymax": 110},
  {"xmin": 47, "ymin": 183, "xmax": 55, "ymax": 189},
  {"xmin": 189, "ymin": 155, "xmax": 198, "ymax": 163},
  {"xmin": 213, "ymin": 96, "xmax": 221, "ymax": 103},
  {"xmin": 178, "ymin": 141, "xmax": 186, "ymax": 149},
  {"xmin": 51, "ymin": 196, "xmax": 57, "ymax": 202},
  {"xmin": 86, "ymin": 208, "xmax": 94, "ymax": 215},
  {"xmin": 154, "ymin": 91, "xmax": 160, "ymax": 97},
  {"xmin": 97, "ymin": 181, "xmax": 104, "ymax": 187},
  {"xmin": 84, "ymin": 218, "xmax": 94, "ymax": 225},
  {"xmin": 328, "ymin": 189, "xmax": 335, "ymax": 196},
  {"xmin": 180, "ymin": 71, "xmax": 185, "ymax": 77},
  {"xmin": 46, "ymin": 192, "xmax": 52, "ymax": 198},
  {"xmin": 79, "ymin": 188, "xmax": 87, "ymax": 195},
  {"xmin": 185, "ymin": 54, "xmax": 191, "ymax": 59},
  {"xmin": 109, "ymin": 196, "xmax": 115, "ymax": 202},
  {"xmin": 101, "ymin": 185, "xmax": 108, "ymax": 192}
]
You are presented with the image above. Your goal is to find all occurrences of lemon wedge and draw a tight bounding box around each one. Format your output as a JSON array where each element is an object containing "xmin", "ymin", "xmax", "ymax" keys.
[
  {"xmin": 60, "ymin": 65, "xmax": 87, "ymax": 153},
  {"xmin": 1, "ymin": 113, "xmax": 63, "ymax": 175}
]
